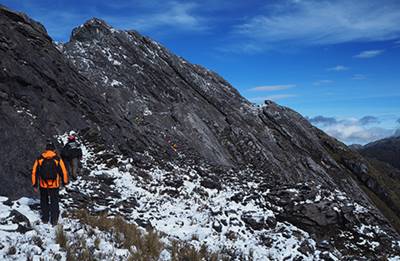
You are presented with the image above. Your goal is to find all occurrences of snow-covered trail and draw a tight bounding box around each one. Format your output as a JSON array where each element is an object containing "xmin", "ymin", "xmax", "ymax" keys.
[{"xmin": 1, "ymin": 134, "xmax": 399, "ymax": 260}]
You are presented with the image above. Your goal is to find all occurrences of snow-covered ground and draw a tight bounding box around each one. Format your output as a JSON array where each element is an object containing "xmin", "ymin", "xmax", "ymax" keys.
[{"xmin": 0, "ymin": 133, "xmax": 399, "ymax": 260}]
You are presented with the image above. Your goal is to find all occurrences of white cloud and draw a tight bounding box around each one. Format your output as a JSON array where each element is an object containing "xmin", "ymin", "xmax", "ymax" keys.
[
  {"xmin": 327, "ymin": 65, "xmax": 349, "ymax": 71},
  {"xmin": 309, "ymin": 115, "xmax": 392, "ymax": 144},
  {"xmin": 313, "ymin": 80, "xmax": 333, "ymax": 86},
  {"xmin": 249, "ymin": 84, "xmax": 296, "ymax": 91},
  {"xmin": 325, "ymin": 125, "xmax": 392, "ymax": 144},
  {"xmin": 235, "ymin": 1, "xmax": 400, "ymax": 46},
  {"xmin": 250, "ymin": 94, "xmax": 296, "ymax": 102},
  {"xmin": 308, "ymin": 116, "xmax": 337, "ymax": 126},
  {"xmin": 353, "ymin": 50, "xmax": 384, "ymax": 58},
  {"xmin": 352, "ymin": 74, "xmax": 367, "ymax": 80},
  {"xmin": 14, "ymin": 0, "xmax": 209, "ymax": 42},
  {"xmin": 115, "ymin": 2, "xmax": 206, "ymax": 32}
]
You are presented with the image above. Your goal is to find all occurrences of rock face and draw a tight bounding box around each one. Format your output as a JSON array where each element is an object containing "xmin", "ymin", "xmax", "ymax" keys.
[
  {"xmin": 0, "ymin": 7, "xmax": 136, "ymax": 198},
  {"xmin": 0, "ymin": 6, "xmax": 400, "ymax": 259},
  {"xmin": 61, "ymin": 18, "xmax": 385, "ymax": 199}
]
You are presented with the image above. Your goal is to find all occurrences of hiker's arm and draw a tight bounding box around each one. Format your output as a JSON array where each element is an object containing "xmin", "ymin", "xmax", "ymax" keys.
[
  {"xmin": 31, "ymin": 160, "xmax": 38, "ymax": 188},
  {"xmin": 59, "ymin": 159, "xmax": 69, "ymax": 185}
]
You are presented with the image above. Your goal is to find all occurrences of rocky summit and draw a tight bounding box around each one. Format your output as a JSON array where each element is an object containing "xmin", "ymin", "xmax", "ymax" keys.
[{"xmin": 0, "ymin": 5, "xmax": 399, "ymax": 260}]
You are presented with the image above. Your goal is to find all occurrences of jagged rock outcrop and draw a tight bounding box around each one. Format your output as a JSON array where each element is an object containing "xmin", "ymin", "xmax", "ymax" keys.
[{"xmin": 0, "ymin": 6, "xmax": 399, "ymax": 259}]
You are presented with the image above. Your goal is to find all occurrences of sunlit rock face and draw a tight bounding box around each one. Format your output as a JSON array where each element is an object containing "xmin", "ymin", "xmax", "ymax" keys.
[{"xmin": 0, "ymin": 5, "xmax": 399, "ymax": 259}]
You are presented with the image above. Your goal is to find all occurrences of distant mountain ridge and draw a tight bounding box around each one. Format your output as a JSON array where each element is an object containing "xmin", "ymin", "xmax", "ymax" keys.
[{"xmin": 357, "ymin": 136, "xmax": 400, "ymax": 170}]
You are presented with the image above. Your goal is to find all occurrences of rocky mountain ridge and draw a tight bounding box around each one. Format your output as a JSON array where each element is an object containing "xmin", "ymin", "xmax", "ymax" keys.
[
  {"xmin": 0, "ymin": 5, "xmax": 399, "ymax": 259},
  {"xmin": 61, "ymin": 16, "xmax": 400, "ymax": 233},
  {"xmin": 357, "ymin": 136, "xmax": 400, "ymax": 170}
]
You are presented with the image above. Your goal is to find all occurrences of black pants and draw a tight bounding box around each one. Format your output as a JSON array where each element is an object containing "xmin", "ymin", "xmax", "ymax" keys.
[{"xmin": 40, "ymin": 188, "xmax": 59, "ymax": 224}]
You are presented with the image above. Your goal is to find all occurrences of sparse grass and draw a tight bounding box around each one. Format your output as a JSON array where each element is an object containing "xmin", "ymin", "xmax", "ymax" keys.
[
  {"xmin": 55, "ymin": 225, "xmax": 68, "ymax": 249},
  {"xmin": 55, "ymin": 224, "xmax": 94, "ymax": 261},
  {"xmin": 67, "ymin": 210, "xmax": 229, "ymax": 260},
  {"xmin": 170, "ymin": 241, "xmax": 225, "ymax": 261},
  {"xmin": 70, "ymin": 210, "xmax": 163, "ymax": 260},
  {"xmin": 66, "ymin": 236, "xmax": 95, "ymax": 261},
  {"xmin": 191, "ymin": 234, "xmax": 199, "ymax": 241},
  {"xmin": 141, "ymin": 228, "xmax": 163, "ymax": 259},
  {"xmin": 94, "ymin": 237, "xmax": 101, "ymax": 250}
]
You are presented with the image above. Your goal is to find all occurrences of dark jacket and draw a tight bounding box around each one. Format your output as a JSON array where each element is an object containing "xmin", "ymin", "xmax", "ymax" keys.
[{"xmin": 61, "ymin": 141, "xmax": 83, "ymax": 161}]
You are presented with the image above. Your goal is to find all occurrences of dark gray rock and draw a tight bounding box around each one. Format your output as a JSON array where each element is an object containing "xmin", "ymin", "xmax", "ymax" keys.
[
  {"xmin": 265, "ymin": 216, "xmax": 277, "ymax": 229},
  {"xmin": 295, "ymin": 202, "xmax": 340, "ymax": 227},
  {"xmin": 9, "ymin": 210, "xmax": 30, "ymax": 226},
  {"xmin": 241, "ymin": 212, "xmax": 265, "ymax": 230},
  {"xmin": 200, "ymin": 178, "xmax": 222, "ymax": 190},
  {"xmin": 212, "ymin": 220, "xmax": 222, "ymax": 233},
  {"xmin": 0, "ymin": 5, "xmax": 400, "ymax": 258},
  {"xmin": 135, "ymin": 218, "xmax": 152, "ymax": 229},
  {"xmin": 298, "ymin": 240, "xmax": 315, "ymax": 256}
]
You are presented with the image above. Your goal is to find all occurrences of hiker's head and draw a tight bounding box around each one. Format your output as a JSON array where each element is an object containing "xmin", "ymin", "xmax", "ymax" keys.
[
  {"xmin": 68, "ymin": 130, "xmax": 77, "ymax": 142},
  {"xmin": 45, "ymin": 142, "xmax": 56, "ymax": 151}
]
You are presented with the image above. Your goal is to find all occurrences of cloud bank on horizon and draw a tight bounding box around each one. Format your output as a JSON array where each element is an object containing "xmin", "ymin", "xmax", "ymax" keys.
[
  {"xmin": 2, "ymin": 0, "xmax": 400, "ymax": 145},
  {"xmin": 308, "ymin": 115, "xmax": 398, "ymax": 144}
]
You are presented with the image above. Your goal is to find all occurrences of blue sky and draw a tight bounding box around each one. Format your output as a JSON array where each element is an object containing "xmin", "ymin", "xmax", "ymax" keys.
[{"xmin": 2, "ymin": 0, "xmax": 400, "ymax": 144}]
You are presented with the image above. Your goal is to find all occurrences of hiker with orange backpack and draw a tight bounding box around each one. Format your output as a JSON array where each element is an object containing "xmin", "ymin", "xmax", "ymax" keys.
[{"xmin": 32, "ymin": 142, "xmax": 68, "ymax": 226}]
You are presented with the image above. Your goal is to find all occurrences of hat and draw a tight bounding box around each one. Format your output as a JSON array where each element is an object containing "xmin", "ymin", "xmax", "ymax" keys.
[
  {"xmin": 46, "ymin": 142, "xmax": 55, "ymax": 150},
  {"xmin": 67, "ymin": 135, "xmax": 76, "ymax": 141}
]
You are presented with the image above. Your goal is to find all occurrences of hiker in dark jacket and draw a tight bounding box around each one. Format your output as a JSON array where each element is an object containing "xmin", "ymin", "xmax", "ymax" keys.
[
  {"xmin": 32, "ymin": 142, "xmax": 68, "ymax": 225},
  {"xmin": 61, "ymin": 131, "xmax": 83, "ymax": 181}
]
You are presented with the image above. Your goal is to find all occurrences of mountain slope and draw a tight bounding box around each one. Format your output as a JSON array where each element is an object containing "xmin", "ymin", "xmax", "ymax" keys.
[
  {"xmin": 0, "ymin": 6, "xmax": 399, "ymax": 259},
  {"xmin": 359, "ymin": 136, "xmax": 400, "ymax": 170},
  {"xmin": 0, "ymin": 131, "xmax": 399, "ymax": 260},
  {"xmin": 61, "ymin": 16, "xmax": 400, "ymax": 248},
  {"xmin": 62, "ymin": 18, "xmax": 400, "ymax": 231}
]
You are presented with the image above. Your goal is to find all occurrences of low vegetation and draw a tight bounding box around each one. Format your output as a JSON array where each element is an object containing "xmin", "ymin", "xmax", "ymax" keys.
[
  {"xmin": 56, "ymin": 210, "xmax": 228, "ymax": 260},
  {"xmin": 55, "ymin": 225, "xmax": 68, "ymax": 249},
  {"xmin": 170, "ymin": 241, "xmax": 223, "ymax": 261}
]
